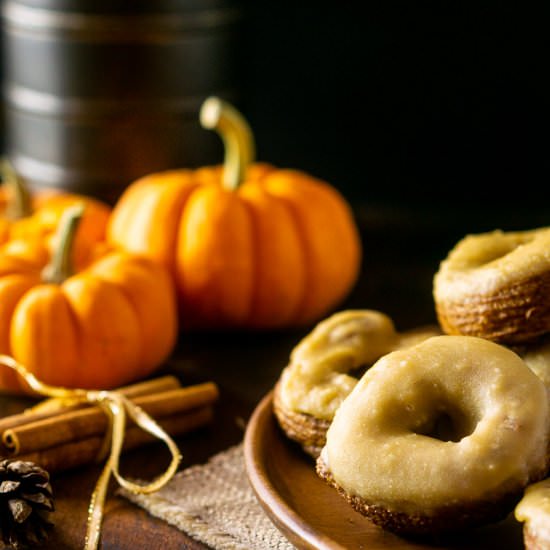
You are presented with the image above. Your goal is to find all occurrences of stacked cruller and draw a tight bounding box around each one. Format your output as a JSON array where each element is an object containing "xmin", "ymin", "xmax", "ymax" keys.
[
  {"xmin": 275, "ymin": 226, "xmax": 550, "ymax": 549},
  {"xmin": 434, "ymin": 227, "xmax": 550, "ymax": 549}
]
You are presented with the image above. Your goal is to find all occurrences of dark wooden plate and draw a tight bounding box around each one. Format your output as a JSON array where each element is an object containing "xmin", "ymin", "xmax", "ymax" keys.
[{"xmin": 243, "ymin": 391, "xmax": 526, "ymax": 550}]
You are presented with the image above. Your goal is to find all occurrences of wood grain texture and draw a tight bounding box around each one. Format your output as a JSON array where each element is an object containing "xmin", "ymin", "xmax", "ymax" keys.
[{"xmin": 244, "ymin": 392, "xmax": 526, "ymax": 550}]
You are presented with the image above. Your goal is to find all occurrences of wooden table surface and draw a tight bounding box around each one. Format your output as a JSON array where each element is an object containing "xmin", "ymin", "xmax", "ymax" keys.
[{"xmin": 0, "ymin": 206, "xmax": 504, "ymax": 549}]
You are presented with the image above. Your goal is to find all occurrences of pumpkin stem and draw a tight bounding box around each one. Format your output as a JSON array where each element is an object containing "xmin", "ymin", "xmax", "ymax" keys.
[
  {"xmin": 41, "ymin": 203, "xmax": 85, "ymax": 284},
  {"xmin": 1, "ymin": 158, "xmax": 33, "ymax": 219},
  {"xmin": 200, "ymin": 96, "xmax": 256, "ymax": 191}
]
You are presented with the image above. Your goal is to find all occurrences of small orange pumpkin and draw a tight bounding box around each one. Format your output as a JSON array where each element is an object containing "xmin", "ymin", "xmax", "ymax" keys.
[
  {"xmin": 107, "ymin": 98, "xmax": 362, "ymax": 329},
  {"xmin": 0, "ymin": 160, "xmax": 112, "ymax": 269},
  {"xmin": 0, "ymin": 205, "xmax": 178, "ymax": 394}
]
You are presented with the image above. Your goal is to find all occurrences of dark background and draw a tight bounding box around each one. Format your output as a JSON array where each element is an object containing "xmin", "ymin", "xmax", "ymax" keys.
[
  {"xmin": 1, "ymin": 1, "xmax": 549, "ymax": 238},
  {"xmin": 238, "ymin": 2, "xmax": 549, "ymax": 230}
]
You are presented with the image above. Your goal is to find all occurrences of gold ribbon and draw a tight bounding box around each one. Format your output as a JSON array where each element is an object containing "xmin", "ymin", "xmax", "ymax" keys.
[{"xmin": 0, "ymin": 354, "xmax": 182, "ymax": 550}]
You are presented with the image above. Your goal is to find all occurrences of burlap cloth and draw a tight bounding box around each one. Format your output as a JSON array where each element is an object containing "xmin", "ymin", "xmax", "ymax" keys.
[{"xmin": 118, "ymin": 444, "xmax": 294, "ymax": 550}]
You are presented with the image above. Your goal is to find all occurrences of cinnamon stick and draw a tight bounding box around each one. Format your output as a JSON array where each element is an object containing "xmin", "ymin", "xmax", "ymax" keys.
[
  {"xmin": 2, "ymin": 382, "xmax": 219, "ymax": 455},
  {"xmin": 17, "ymin": 406, "xmax": 214, "ymax": 473},
  {"xmin": 0, "ymin": 375, "xmax": 220, "ymax": 474},
  {"xmin": 0, "ymin": 374, "xmax": 182, "ymax": 433},
  {"xmin": 115, "ymin": 375, "xmax": 182, "ymax": 398}
]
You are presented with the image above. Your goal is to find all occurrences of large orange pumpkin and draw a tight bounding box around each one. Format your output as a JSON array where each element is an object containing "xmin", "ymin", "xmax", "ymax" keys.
[
  {"xmin": 0, "ymin": 159, "xmax": 112, "ymax": 269},
  {"xmin": 107, "ymin": 98, "xmax": 362, "ymax": 329},
  {"xmin": 0, "ymin": 205, "xmax": 178, "ymax": 394}
]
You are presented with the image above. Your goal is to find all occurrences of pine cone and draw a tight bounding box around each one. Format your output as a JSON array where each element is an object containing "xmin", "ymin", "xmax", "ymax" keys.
[{"xmin": 0, "ymin": 459, "xmax": 54, "ymax": 549}]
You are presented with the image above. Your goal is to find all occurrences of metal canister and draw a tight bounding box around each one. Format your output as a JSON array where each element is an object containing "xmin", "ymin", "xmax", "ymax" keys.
[{"xmin": 1, "ymin": 0, "xmax": 241, "ymax": 203}]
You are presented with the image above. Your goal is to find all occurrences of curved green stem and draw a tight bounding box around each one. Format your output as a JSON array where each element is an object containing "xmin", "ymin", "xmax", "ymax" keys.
[
  {"xmin": 200, "ymin": 97, "xmax": 256, "ymax": 191},
  {"xmin": 1, "ymin": 158, "xmax": 32, "ymax": 219},
  {"xmin": 41, "ymin": 203, "xmax": 85, "ymax": 284}
]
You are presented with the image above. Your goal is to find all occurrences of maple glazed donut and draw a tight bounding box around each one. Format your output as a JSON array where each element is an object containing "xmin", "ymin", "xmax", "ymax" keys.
[
  {"xmin": 273, "ymin": 309, "xmax": 440, "ymax": 457},
  {"xmin": 316, "ymin": 335, "xmax": 550, "ymax": 536},
  {"xmin": 433, "ymin": 227, "xmax": 550, "ymax": 345},
  {"xmin": 515, "ymin": 478, "xmax": 550, "ymax": 550}
]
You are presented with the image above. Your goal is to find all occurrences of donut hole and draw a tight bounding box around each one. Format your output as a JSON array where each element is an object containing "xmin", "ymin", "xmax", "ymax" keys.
[
  {"xmin": 465, "ymin": 234, "xmax": 535, "ymax": 269},
  {"xmin": 469, "ymin": 243, "xmax": 517, "ymax": 268},
  {"xmin": 412, "ymin": 403, "xmax": 474, "ymax": 442},
  {"xmin": 392, "ymin": 383, "xmax": 480, "ymax": 443}
]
